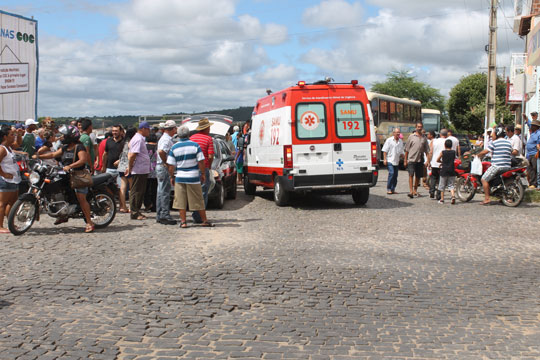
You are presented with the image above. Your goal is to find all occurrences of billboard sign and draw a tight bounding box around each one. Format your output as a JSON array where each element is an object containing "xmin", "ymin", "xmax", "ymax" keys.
[{"xmin": 0, "ymin": 10, "xmax": 38, "ymax": 121}]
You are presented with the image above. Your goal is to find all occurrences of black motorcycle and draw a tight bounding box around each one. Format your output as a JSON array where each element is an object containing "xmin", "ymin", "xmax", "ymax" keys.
[{"xmin": 8, "ymin": 160, "xmax": 117, "ymax": 235}]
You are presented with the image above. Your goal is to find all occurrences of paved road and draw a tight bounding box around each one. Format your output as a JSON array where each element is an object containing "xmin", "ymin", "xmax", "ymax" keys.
[{"xmin": 1, "ymin": 169, "xmax": 539, "ymax": 359}]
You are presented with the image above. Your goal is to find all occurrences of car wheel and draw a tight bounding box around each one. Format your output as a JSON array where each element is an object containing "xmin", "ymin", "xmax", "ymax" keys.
[
  {"xmin": 273, "ymin": 175, "xmax": 289, "ymax": 206},
  {"xmin": 352, "ymin": 188, "xmax": 369, "ymax": 205},
  {"xmin": 213, "ymin": 183, "xmax": 225, "ymax": 209},
  {"xmin": 226, "ymin": 180, "xmax": 237, "ymax": 199},
  {"xmin": 244, "ymin": 174, "xmax": 256, "ymax": 195}
]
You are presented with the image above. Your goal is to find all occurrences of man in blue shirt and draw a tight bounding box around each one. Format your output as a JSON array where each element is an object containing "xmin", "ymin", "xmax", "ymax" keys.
[
  {"xmin": 525, "ymin": 119, "xmax": 540, "ymax": 188},
  {"xmin": 478, "ymin": 126, "xmax": 517, "ymax": 205}
]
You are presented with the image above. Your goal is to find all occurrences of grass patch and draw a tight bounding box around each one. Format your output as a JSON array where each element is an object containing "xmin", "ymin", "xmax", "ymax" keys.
[{"xmin": 523, "ymin": 189, "xmax": 540, "ymax": 203}]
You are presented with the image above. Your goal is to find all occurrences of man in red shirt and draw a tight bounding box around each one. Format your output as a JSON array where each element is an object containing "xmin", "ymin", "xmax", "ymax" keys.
[{"xmin": 190, "ymin": 118, "xmax": 214, "ymax": 223}]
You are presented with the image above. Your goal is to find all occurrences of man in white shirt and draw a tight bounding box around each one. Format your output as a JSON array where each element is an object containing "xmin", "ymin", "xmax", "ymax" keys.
[
  {"xmin": 506, "ymin": 124, "xmax": 522, "ymax": 156},
  {"xmin": 155, "ymin": 120, "xmax": 177, "ymax": 225},
  {"xmin": 382, "ymin": 128, "xmax": 404, "ymax": 194},
  {"xmin": 427, "ymin": 128, "xmax": 448, "ymax": 200},
  {"xmin": 447, "ymin": 129, "xmax": 461, "ymax": 157}
]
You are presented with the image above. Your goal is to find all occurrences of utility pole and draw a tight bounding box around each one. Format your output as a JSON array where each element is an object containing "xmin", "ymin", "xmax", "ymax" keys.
[{"xmin": 485, "ymin": 0, "xmax": 498, "ymax": 144}]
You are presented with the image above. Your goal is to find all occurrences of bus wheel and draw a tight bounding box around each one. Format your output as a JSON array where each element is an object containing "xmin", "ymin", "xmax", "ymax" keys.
[
  {"xmin": 273, "ymin": 175, "xmax": 289, "ymax": 206},
  {"xmin": 244, "ymin": 175, "xmax": 256, "ymax": 196},
  {"xmin": 352, "ymin": 188, "xmax": 369, "ymax": 205}
]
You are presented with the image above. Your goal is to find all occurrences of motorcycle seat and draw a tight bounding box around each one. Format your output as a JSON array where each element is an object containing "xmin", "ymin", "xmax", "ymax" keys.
[{"xmin": 92, "ymin": 173, "xmax": 113, "ymax": 186}]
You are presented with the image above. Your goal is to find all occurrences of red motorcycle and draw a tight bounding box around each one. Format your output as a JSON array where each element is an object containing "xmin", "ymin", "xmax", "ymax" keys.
[{"xmin": 454, "ymin": 156, "xmax": 526, "ymax": 207}]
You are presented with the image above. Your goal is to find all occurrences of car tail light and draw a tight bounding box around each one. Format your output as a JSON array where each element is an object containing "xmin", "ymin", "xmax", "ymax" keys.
[
  {"xmin": 371, "ymin": 142, "xmax": 377, "ymax": 165},
  {"xmin": 284, "ymin": 145, "xmax": 293, "ymax": 168}
]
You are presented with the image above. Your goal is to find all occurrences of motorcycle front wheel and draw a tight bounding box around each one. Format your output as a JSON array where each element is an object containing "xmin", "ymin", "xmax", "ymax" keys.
[
  {"xmin": 90, "ymin": 191, "xmax": 116, "ymax": 228},
  {"xmin": 501, "ymin": 179, "xmax": 524, "ymax": 207},
  {"xmin": 8, "ymin": 198, "xmax": 38, "ymax": 235},
  {"xmin": 456, "ymin": 177, "xmax": 476, "ymax": 202}
]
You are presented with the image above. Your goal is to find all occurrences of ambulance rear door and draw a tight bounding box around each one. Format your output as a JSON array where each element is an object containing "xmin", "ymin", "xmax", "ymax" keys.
[
  {"xmin": 292, "ymin": 88, "xmax": 334, "ymax": 185},
  {"xmin": 330, "ymin": 98, "xmax": 373, "ymax": 184}
]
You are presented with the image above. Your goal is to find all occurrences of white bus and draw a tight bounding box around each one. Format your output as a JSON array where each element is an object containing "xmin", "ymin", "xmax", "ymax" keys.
[{"xmin": 422, "ymin": 108, "xmax": 442, "ymax": 133}]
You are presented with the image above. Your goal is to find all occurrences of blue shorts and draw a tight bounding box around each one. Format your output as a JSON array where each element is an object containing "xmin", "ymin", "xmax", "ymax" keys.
[
  {"xmin": 0, "ymin": 177, "xmax": 19, "ymax": 192},
  {"xmin": 74, "ymin": 187, "xmax": 89, "ymax": 194}
]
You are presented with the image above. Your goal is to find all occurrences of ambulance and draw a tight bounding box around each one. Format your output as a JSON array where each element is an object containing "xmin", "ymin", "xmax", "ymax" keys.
[{"xmin": 243, "ymin": 78, "xmax": 378, "ymax": 206}]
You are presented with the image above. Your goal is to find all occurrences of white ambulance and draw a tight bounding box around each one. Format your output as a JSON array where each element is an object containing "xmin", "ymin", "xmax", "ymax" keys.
[{"xmin": 243, "ymin": 79, "xmax": 379, "ymax": 206}]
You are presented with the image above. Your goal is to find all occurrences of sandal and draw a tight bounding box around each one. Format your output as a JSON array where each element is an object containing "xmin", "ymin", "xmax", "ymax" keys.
[
  {"xmin": 0, "ymin": 228, "xmax": 10, "ymax": 234},
  {"xmin": 132, "ymin": 215, "xmax": 147, "ymax": 220},
  {"xmin": 201, "ymin": 221, "xmax": 215, "ymax": 227},
  {"xmin": 180, "ymin": 222, "xmax": 188, "ymax": 228},
  {"xmin": 85, "ymin": 224, "xmax": 95, "ymax": 233},
  {"xmin": 480, "ymin": 200, "xmax": 491, "ymax": 205},
  {"xmin": 451, "ymin": 197, "xmax": 456, "ymax": 205},
  {"xmin": 119, "ymin": 208, "xmax": 130, "ymax": 213}
]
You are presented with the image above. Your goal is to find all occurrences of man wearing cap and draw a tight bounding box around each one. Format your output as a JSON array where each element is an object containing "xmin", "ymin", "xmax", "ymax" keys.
[
  {"xmin": 22, "ymin": 119, "xmax": 38, "ymax": 157},
  {"xmin": 155, "ymin": 120, "xmax": 177, "ymax": 225},
  {"xmin": 525, "ymin": 119, "xmax": 540, "ymax": 188},
  {"xmin": 190, "ymin": 118, "xmax": 214, "ymax": 223},
  {"xmin": 127, "ymin": 122, "xmax": 151, "ymax": 220}
]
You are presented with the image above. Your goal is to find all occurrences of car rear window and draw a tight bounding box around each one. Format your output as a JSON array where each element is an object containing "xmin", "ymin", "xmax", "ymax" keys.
[
  {"xmin": 296, "ymin": 103, "xmax": 327, "ymax": 140},
  {"xmin": 335, "ymin": 102, "xmax": 366, "ymax": 138}
]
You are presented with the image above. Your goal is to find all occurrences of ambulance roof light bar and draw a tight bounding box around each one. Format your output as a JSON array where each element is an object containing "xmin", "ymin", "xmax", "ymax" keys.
[
  {"xmin": 298, "ymin": 81, "xmax": 306, "ymax": 87},
  {"xmin": 351, "ymin": 80, "xmax": 358, "ymax": 86}
]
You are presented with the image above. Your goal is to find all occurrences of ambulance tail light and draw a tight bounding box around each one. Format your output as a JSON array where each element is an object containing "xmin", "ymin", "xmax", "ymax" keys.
[
  {"xmin": 284, "ymin": 145, "xmax": 293, "ymax": 168},
  {"xmin": 371, "ymin": 142, "xmax": 377, "ymax": 165}
]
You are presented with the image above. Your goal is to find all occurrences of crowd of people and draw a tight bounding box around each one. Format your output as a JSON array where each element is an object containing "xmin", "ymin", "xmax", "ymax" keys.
[
  {"xmin": 2, "ymin": 113, "xmax": 539, "ymax": 233},
  {"xmin": 0, "ymin": 116, "xmax": 254, "ymax": 233},
  {"xmin": 381, "ymin": 118, "xmax": 535, "ymax": 205}
]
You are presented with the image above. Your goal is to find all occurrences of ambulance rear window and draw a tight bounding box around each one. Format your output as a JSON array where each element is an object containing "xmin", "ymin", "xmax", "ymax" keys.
[
  {"xmin": 296, "ymin": 103, "xmax": 327, "ymax": 140},
  {"xmin": 335, "ymin": 102, "xmax": 366, "ymax": 138}
]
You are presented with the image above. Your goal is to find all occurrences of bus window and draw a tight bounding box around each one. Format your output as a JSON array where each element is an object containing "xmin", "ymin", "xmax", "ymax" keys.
[
  {"xmin": 404, "ymin": 105, "xmax": 410, "ymax": 122},
  {"xmin": 396, "ymin": 103, "xmax": 403, "ymax": 122},
  {"xmin": 390, "ymin": 102, "xmax": 397, "ymax": 121},
  {"xmin": 296, "ymin": 103, "xmax": 327, "ymax": 140},
  {"xmin": 371, "ymin": 99, "xmax": 379, "ymax": 126},
  {"xmin": 335, "ymin": 102, "xmax": 366, "ymax": 138},
  {"xmin": 380, "ymin": 101, "xmax": 388, "ymax": 122}
]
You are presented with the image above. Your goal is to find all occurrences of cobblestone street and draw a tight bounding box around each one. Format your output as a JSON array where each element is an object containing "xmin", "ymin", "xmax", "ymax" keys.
[{"xmin": 1, "ymin": 169, "xmax": 539, "ymax": 359}]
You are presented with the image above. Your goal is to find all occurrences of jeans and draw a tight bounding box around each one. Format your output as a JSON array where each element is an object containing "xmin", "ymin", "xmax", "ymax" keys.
[
  {"xmin": 527, "ymin": 155, "xmax": 537, "ymax": 187},
  {"xmin": 156, "ymin": 165, "xmax": 173, "ymax": 221},
  {"xmin": 105, "ymin": 168, "xmax": 121, "ymax": 188},
  {"xmin": 430, "ymin": 167, "xmax": 441, "ymax": 199},
  {"xmin": 536, "ymin": 157, "xmax": 540, "ymax": 189},
  {"xmin": 129, "ymin": 174, "xmax": 148, "ymax": 219},
  {"xmin": 192, "ymin": 168, "xmax": 210, "ymax": 223},
  {"xmin": 387, "ymin": 163, "xmax": 398, "ymax": 191}
]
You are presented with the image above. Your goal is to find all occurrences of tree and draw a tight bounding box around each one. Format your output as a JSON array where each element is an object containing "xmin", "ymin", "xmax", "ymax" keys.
[
  {"xmin": 371, "ymin": 70, "xmax": 446, "ymax": 113},
  {"xmin": 448, "ymin": 73, "xmax": 513, "ymax": 135}
]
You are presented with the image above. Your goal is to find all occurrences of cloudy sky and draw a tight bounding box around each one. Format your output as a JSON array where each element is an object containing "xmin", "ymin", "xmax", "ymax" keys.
[{"xmin": 2, "ymin": 0, "xmax": 525, "ymax": 117}]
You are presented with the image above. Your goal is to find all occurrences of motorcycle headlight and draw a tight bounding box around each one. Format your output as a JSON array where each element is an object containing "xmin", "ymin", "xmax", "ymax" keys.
[{"xmin": 29, "ymin": 171, "xmax": 41, "ymax": 184}]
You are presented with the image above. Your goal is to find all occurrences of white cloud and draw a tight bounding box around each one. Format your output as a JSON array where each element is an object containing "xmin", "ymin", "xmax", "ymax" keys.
[
  {"xmin": 303, "ymin": 0, "xmax": 364, "ymax": 28},
  {"xmin": 35, "ymin": 0, "xmax": 293, "ymax": 116},
  {"xmin": 299, "ymin": 1, "xmax": 523, "ymax": 96}
]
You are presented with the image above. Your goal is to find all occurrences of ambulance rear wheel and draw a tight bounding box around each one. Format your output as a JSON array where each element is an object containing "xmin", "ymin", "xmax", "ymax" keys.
[
  {"xmin": 352, "ymin": 188, "xmax": 369, "ymax": 205},
  {"xmin": 273, "ymin": 175, "xmax": 289, "ymax": 206},
  {"xmin": 244, "ymin": 175, "xmax": 256, "ymax": 195}
]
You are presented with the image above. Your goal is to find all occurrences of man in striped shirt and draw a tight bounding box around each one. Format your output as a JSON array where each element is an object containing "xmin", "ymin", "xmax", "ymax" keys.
[
  {"xmin": 478, "ymin": 126, "xmax": 517, "ymax": 205},
  {"xmin": 167, "ymin": 126, "xmax": 213, "ymax": 228},
  {"xmin": 190, "ymin": 118, "xmax": 214, "ymax": 223}
]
